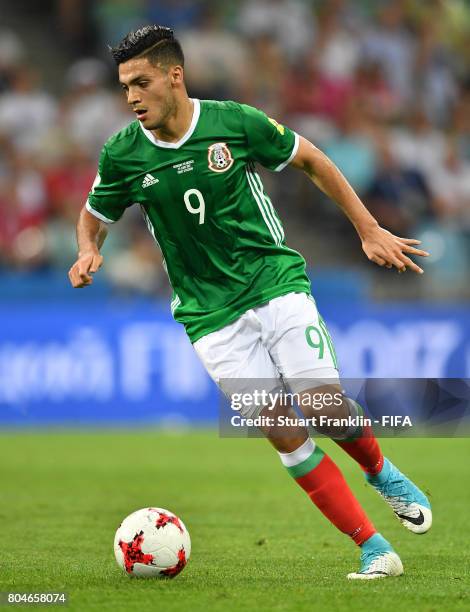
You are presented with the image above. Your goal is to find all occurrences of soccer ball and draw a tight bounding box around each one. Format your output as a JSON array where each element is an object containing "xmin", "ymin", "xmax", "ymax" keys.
[{"xmin": 114, "ymin": 507, "xmax": 191, "ymax": 578}]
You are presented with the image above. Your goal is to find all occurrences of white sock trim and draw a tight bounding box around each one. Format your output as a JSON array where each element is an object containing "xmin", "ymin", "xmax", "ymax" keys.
[{"xmin": 278, "ymin": 438, "xmax": 315, "ymax": 468}]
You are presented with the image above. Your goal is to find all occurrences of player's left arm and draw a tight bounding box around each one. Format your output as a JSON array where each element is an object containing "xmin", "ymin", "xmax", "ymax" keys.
[{"xmin": 290, "ymin": 136, "xmax": 429, "ymax": 274}]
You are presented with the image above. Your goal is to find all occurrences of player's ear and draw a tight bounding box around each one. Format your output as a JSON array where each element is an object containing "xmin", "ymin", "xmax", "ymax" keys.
[{"xmin": 170, "ymin": 65, "xmax": 184, "ymax": 86}]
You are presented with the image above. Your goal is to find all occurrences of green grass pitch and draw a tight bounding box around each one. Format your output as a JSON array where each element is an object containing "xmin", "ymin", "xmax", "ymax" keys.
[{"xmin": 0, "ymin": 431, "xmax": 469, "ymax": 611}]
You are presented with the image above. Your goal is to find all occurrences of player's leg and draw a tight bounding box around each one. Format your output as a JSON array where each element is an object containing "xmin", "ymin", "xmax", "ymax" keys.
[
  {"xmin": 258, "ymin": 391, "xmax": 402, "ymax": 579},
  {"xmin": 281, "ymin": 386, "xmax": 431, "ymax": 535},
  {"xmin": 258, "ymin": 400, "xmax": 377, "ymax": 548},
  {"xmin": 264, "ymin": 292, "xmax": 432, "ymax": 535},
  {"xmin": 332, "ymin": 402, "xmax": 432, "ymax": 534},
  {"xmin": 258, "ymin": 401, "xmax": 376, "ymax": 543},
  {"xmin": 194, "ymin": 311, "xmax": 402, "ymax": 578}
]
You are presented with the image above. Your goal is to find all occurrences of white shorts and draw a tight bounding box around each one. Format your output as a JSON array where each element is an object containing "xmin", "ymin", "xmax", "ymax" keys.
[{"xmin": 193, "ymin": 292, "xmax": 339, "ymax": 417}]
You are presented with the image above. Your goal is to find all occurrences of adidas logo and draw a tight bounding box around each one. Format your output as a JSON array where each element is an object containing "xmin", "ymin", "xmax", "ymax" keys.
[{"xmin": 142, "ymin": 173, "xmax": 159, "ymax": 188}]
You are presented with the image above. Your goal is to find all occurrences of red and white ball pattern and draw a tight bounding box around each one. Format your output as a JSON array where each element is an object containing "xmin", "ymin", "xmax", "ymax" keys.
[{"xmin": 114, "ymin": 507, "xmax": 191, "ymax": 578}]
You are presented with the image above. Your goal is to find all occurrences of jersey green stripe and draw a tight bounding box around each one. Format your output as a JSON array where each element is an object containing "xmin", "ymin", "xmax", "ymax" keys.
[
  {"xmin": 170, "ymin": 295, "xmax": 181, "ymax": 313},
  {"xmin": 252, "ymin": 171, "xmax": 284, "ymax": 243},
  {"xmin": 286, "ymin": 446, "xmax": 325, "ymax": 478},
  {"xmin": 247, "ymin": 170, "xmax": 282, "ymax": 244},
  {"xmin": 246, "ymin": 170, "xmax": 281, "ymax": 244},
  {"xmin": 265, "ymin": 193, "xmax": 285, "ymax": 242},
  {"xmin": 256, "ymin": 175, "xmax": 285, "ymax": 242}
]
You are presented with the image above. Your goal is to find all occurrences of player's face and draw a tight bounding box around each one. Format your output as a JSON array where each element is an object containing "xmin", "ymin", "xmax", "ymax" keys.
[{"xmin": 119, "ymin": 57, "xmax": 177, "ymax": 130}]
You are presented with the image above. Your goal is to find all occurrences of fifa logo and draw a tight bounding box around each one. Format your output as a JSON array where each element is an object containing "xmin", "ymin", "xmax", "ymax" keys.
[{"xmin": 208, "ymin": 142, "xmax": 234, "ymax": 173}]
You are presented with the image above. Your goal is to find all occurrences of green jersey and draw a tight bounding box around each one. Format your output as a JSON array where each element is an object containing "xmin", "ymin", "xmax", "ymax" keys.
[{"xmin": 87, "ymin": 99, "xmax": 311, "ymax": 342}]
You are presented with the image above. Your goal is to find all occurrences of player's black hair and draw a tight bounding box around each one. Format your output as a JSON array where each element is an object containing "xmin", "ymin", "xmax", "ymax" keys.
[{"xmin": 110, "ymin": 25, "xmax": 184, "ymax": 69}]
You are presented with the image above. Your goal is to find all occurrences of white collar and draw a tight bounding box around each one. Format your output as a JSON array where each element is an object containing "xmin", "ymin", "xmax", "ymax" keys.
[{"xmin": 141, "ymin": 98, "xmax": 200, "ymax": 149}]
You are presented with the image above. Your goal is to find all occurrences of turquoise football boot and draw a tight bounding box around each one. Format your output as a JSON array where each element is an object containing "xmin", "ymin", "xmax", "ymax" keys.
[
  {"xmin": 366, "ymin": 458, "xmax": 432, "ymax": 534},
  {"xmin": 348, "ymin": 534, "xmax": 403, "ymax": 580}
]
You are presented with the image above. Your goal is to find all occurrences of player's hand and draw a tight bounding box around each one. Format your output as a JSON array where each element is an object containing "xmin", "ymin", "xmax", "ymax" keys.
[
  {"xmin": 361, "ymin": 226, "xmax": 429, "ymax": 274},
  {"xmin": 68, "ymin": 249, "xmax": 103, "ymax": 288}
]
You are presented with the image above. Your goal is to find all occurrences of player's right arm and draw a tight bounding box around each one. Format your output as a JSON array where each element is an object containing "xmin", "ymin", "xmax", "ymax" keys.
[
  {"xmin": 68, "ymin": 207, "xmax": 107, "ymax": 288},
  {"xmin": 69, "ymin": 143, "xmax": 132, "ymax": 288}
]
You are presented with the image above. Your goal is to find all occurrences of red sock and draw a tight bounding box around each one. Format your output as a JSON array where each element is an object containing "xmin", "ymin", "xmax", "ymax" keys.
[
  {"xmin": 335, "ymin": 425, "xmax": 384, "ymax": 475},
  {"xmin": 289, "ymin": 447, "xmax": 376, "ymax": 545}
]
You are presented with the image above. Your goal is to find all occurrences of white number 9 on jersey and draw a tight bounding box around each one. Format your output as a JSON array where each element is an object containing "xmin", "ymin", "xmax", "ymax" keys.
[{"xmin": 184, "ymin": 188, "xmax": 205, "ymax": 225}]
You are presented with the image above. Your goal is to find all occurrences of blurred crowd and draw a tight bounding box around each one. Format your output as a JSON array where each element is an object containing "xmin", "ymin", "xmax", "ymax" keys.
[{"xmin": 1, "ymin": 0, "xmax": 469, "ymax": 298}]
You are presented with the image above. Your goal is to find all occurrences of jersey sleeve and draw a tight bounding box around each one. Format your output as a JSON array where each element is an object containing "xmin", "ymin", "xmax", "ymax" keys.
[
  {"xmin": 240, "ymin": 104, "xmax": 299, "ymax": 172},
  {"xmin": 86, "ymin": 145, "xmax": 133, "ymax": 223}
]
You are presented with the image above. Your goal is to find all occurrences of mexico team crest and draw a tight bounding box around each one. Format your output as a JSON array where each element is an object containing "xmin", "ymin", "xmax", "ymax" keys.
[{"xmin": 208, "ymin": 142, "xmax": 234, "ymax": 173}]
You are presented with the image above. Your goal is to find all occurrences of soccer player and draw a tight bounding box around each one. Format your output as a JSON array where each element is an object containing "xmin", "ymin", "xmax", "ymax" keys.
[{"xmin": 69, "ymin": 26, "xmax": 432, "ymax": 579}]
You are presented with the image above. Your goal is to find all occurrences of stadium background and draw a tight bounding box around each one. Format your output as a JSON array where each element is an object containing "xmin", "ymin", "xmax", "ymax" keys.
[
  {"xmin": 1, "ymin": 3, "xmax": 470, "ymax": 610},
  {"xmin": 0, "ymin": 0, "xmax": 469, "ymax": 425}
]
